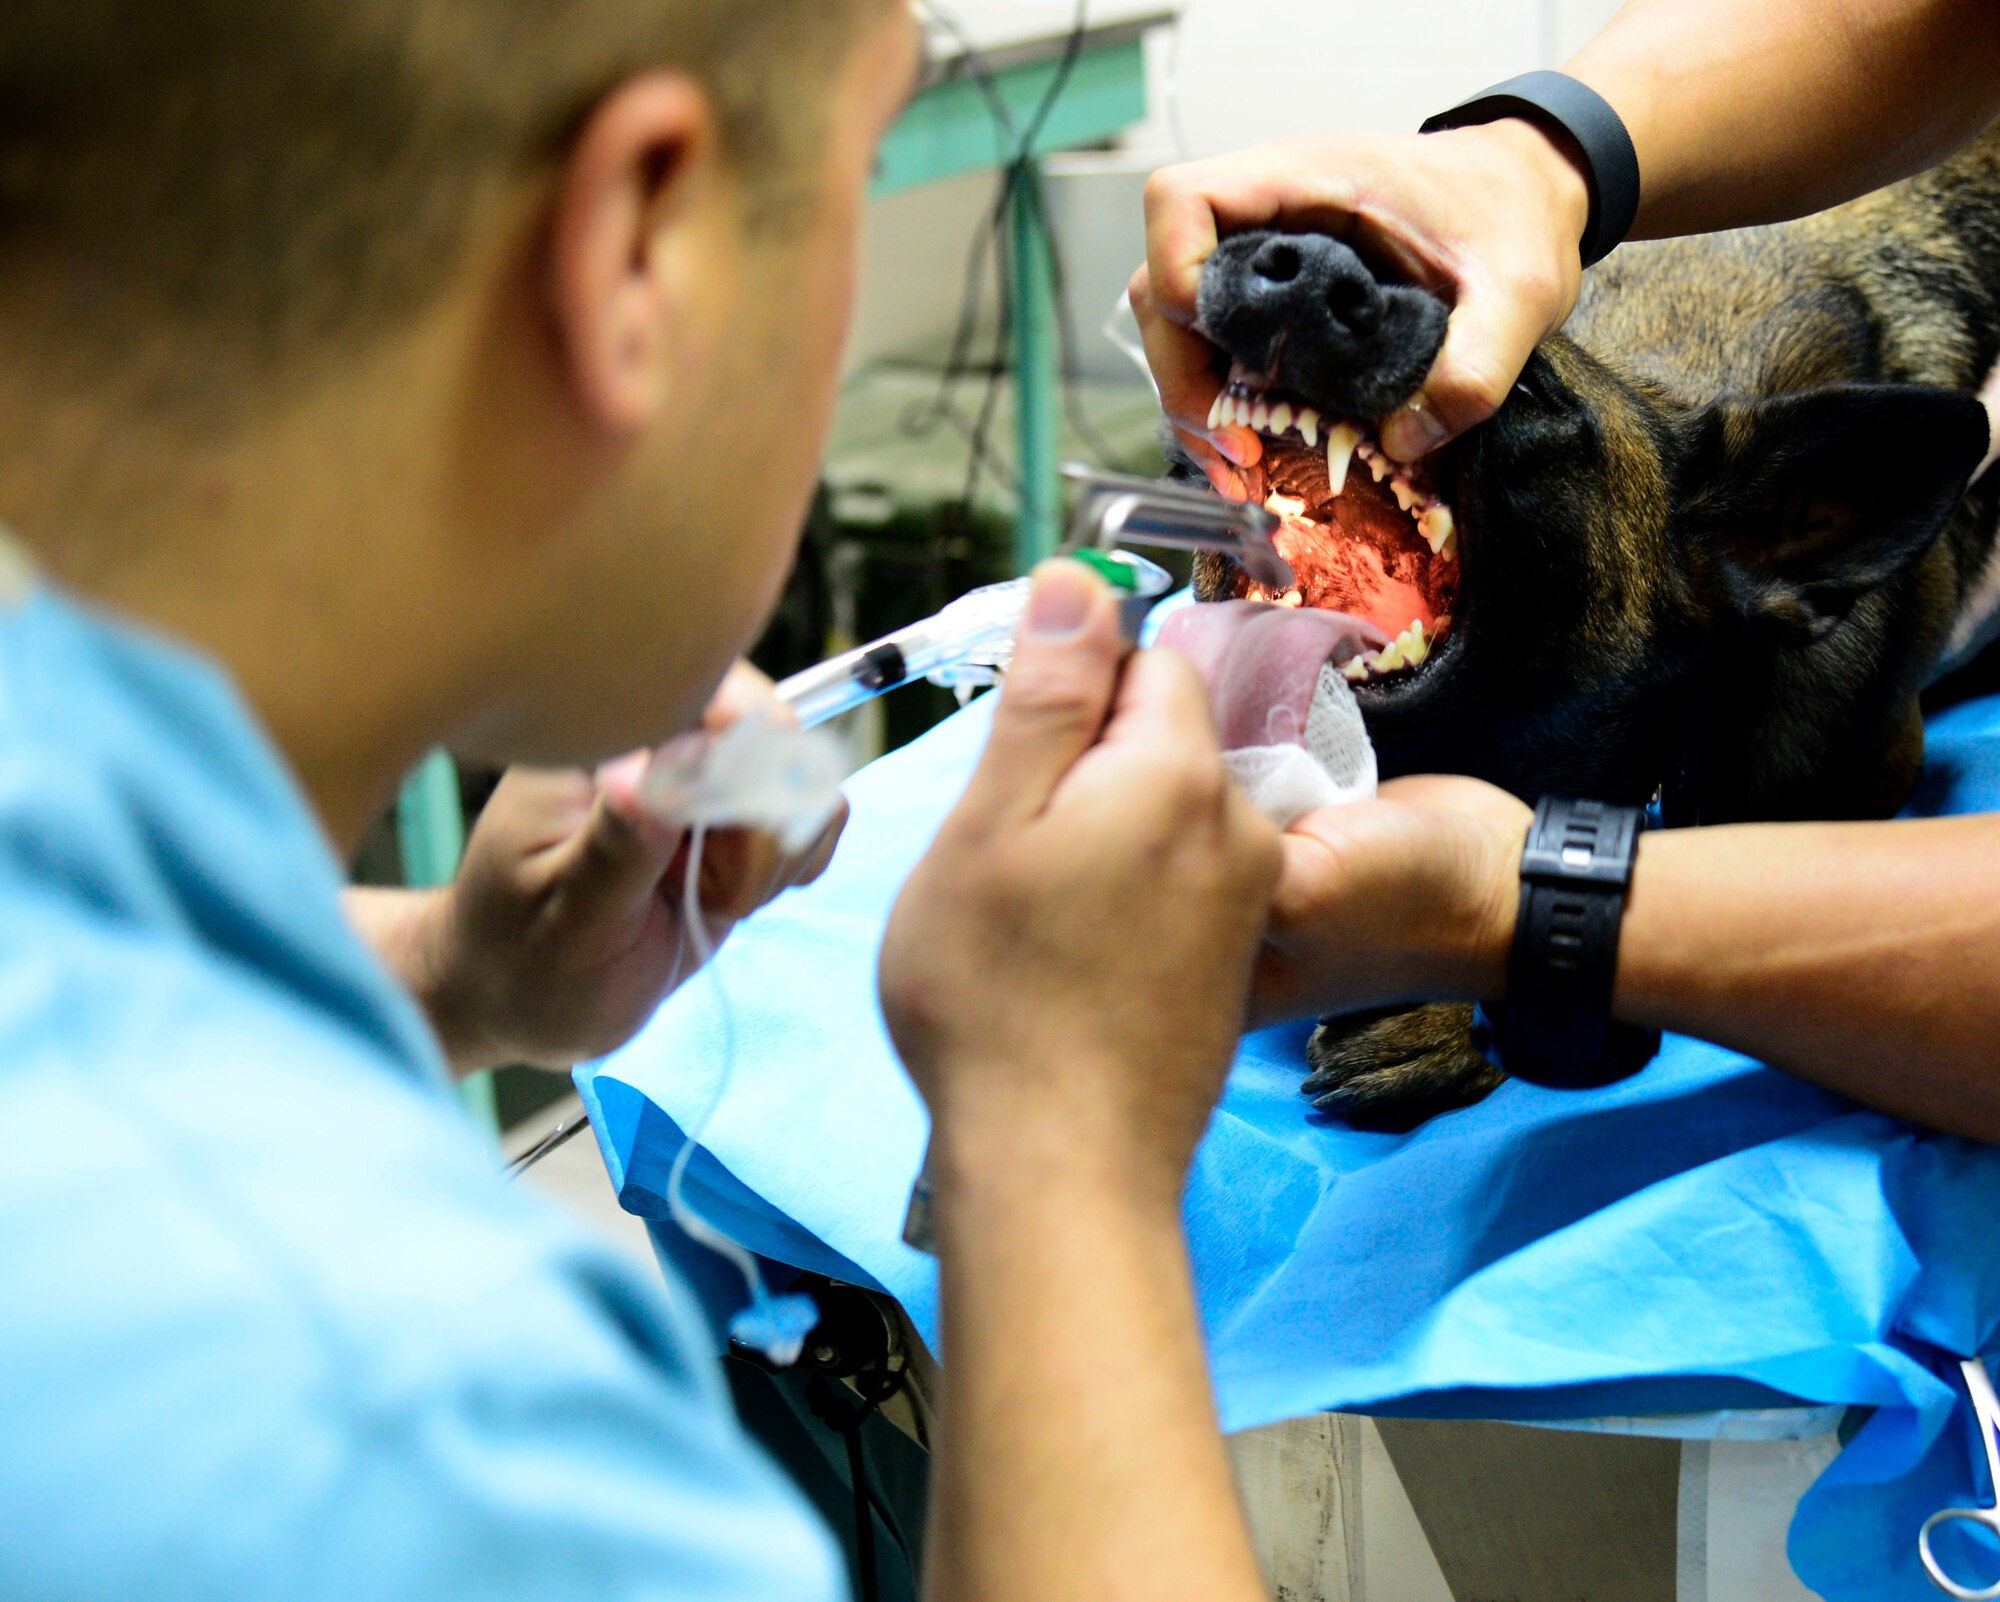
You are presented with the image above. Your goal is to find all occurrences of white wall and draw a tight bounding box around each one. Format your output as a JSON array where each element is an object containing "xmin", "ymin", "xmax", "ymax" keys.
[{"xmin": 849, "ymin": 0, "xmax": 1629, "ymax": 373}]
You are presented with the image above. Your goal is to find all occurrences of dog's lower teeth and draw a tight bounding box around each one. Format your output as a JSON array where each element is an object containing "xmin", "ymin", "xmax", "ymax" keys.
[
  {"xmin": 1418, "ymin": 504, "xmax": 1456, "ymax": 555},
  {"xmin": 1298, "ymin": 408, "xmax": 1320, "ymax": 447},
  {"xmin": 1341, "ymin": 657, "xmax": 1370, "ymax": 682}
]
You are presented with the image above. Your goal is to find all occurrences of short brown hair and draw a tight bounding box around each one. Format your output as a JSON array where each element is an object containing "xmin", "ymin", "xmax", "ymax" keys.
[{"xmin": 0, "ymin": 0, "xmax": 888, "ymax": 408}]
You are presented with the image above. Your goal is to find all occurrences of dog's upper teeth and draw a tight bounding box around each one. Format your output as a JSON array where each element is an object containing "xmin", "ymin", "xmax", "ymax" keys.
[
  {"xmin": 1207, "ymin": 392, "xmax": 1227, "ymax": 431},
  {"xmin": 1362, "ymin": 444, "xmax": 1391, "ymax": 482},
  {"xmin": 1390, "ymin": 476, "xmax": 1421, "ymax": 513},
  {"xmin": 1325, "ymin": 421, "xmax": 1362, "ymax": 497},
  {"xmin": 1269, "ymin": 401, "xmax": 1293, "ymax": 435},
  {"xmin": 1251, "ymin": 398, "xmax": 1271, "ymax": 430},
  {"xmin": 1297, "ymin": 408, "xmax": 1320, "ymax": 448}
]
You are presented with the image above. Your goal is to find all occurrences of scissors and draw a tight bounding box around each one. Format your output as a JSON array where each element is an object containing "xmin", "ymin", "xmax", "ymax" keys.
[{"xmin": 1922, "ymin": 1357, "xmax": 2000, "ymax": 1598}]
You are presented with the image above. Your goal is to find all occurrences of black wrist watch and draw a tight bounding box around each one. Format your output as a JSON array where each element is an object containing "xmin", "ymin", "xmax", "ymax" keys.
[
  {"xmin": 1420, "ymin": 70, "xmax": 1641, "ymax": 268},
  {"xmin": 1471, "ymin": 796, "xmax": 1661, "ymax": 1090}
]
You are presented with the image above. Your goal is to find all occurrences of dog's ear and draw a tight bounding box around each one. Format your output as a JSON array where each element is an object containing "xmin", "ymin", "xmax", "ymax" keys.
[{"xmin": 1682, "ymin": 383, "xmax": 1988, "ymax": 643}]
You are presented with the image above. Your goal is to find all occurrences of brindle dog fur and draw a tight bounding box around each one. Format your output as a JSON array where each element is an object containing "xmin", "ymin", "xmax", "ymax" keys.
[{"xmin": 1191, "ymin": 126, "xmax": 2000, "ymax": 1127}]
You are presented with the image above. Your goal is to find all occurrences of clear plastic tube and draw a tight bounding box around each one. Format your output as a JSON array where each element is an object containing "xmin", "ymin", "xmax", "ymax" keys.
[{"xmin": 776, "ymin": 552, "xmax": 1173, "ymax": 729}]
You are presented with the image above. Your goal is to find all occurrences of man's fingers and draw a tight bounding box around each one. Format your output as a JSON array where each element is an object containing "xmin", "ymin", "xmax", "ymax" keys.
[
  {"xmin": 1381, "ymin": 270, "xmax": 1565, "ymax": 461},
  {"xmin": 1130, "ymin": 264, "xmax": 1260, "ymax": 495},
  {"xmin": 545, "ymin": 752, "xmax": 686, "ymax": 929},
  {"xmin": 1141, "ymin": 166, "xmax": 1222, "ymax": 331},
  {"xmin": 785, "ymin": 798, "xmax": 849, "ymax": 891},
  {"xmin": 959, "ymin": 561, "xmax": 1127, "ymax": 828}
]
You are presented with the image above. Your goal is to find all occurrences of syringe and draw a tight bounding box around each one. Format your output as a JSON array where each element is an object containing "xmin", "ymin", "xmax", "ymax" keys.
[{"xmin": 775, "ymin": 548, "xmax": 1173, "ymax": 728}]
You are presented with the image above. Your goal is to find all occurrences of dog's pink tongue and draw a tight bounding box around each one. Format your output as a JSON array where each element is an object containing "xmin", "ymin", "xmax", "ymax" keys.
[{"xmin": 1155, "ymin": 601, "xmax": 1387, "ymax": 748}]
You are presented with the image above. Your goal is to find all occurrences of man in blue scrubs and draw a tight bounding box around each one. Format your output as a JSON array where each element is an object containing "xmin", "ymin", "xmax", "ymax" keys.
[{"xmin": 0, "ymin": 3, "xmax": 1291, "ymax": 1599}]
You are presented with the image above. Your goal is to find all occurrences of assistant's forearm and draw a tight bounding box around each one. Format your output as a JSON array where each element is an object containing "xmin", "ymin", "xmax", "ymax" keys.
[
  {"xmin": 1615, "ymin": 816, "xmax": 2000, "ymax": 1138},
  {"xmin": 924, "ymin": 1151, "xmax": 1264, "ymax": 1602},
  {"xmin": 1566, "ymin": 0, "xmax": 2000, "ymax": 237}
]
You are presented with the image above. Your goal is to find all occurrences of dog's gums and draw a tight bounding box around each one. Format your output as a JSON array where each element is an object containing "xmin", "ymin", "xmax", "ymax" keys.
[{"xmin": 1210, "ymin": 364, "xmax": 1460, "ymax": 686}]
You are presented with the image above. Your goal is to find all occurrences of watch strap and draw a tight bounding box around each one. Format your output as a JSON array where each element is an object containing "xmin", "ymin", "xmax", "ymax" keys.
[
  {"xmin": 1420, "ymin": 70, "xmax": 1640, "ymax": 267},
  {"xmin": 1482, "ymin": 797, "xmax": 1660, "ymax": 1089}
]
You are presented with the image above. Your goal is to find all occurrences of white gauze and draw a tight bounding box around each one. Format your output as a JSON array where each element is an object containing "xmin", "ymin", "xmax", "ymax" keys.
[{"xmin": 1222, "ymin": 660, "xmax": 1378, "ymax": 825}]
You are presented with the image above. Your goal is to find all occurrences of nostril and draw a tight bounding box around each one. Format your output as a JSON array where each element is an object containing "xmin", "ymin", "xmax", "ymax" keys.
[
  {"xmin": 1250, "ymin": 240, "xmax": 1303, "ymax": 285},
  {"xmin": 1325, "ymin": 274, "xmax": 1382, "ymax": 336}
]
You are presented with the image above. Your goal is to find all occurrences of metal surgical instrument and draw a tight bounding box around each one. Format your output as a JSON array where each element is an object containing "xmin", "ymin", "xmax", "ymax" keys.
[
  {"xmin": 1922, "ymin": 1357, "xmax": 2000, "ymax": 1599},
  {"xmin": 1062, "ymin": 463, "xmax": 1295, "ymax": 592}
]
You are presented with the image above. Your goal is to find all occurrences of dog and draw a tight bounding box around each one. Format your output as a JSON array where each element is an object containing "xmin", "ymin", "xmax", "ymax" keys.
[{"xmin": 1181, "ymin": 125, "xmax": 2000, "ymax": 1127}]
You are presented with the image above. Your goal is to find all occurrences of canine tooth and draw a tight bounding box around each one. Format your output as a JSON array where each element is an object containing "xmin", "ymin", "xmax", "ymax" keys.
[
  {"xmin": 1270, "ymin": 402, "xmax": 1294, "ymax": 434},
  {"xmin": 1297, "ymin": 408, "xmax": 1320, "ymax": 447},
  {"xmin": 1325, "ymin": 421, "xmax": 1362, "ymax": 496},
  {"xmin": 1341, "ymin": 657, "xmax": 1370, "ymax": 682},
  {"xmin": 1391, "ymin": 477, "xmax": 1421, "ymax": 513},
  {"xmin": 1418, "ymin": 504, "xmax": 1455, "ymax": 553},
  {"xmin": 1373, "ymin": 641, "xmax": 1406, "ymax": 672},
  {"xmin": 1251, "ymin": 399, "xmax": 1271, "ymax": 431},
  {"xmin": 1207, "ymin": 393, "xmax": 1226, "ymax": 431}
]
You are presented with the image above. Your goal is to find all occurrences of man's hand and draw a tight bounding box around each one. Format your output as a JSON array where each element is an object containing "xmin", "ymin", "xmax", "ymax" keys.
[
  {"xmin": 1252, "ymin": 775, "xmax": 1530, "ymax": 1030},
  {"xmin": 1131, "ymin": 119, "xmax": 1591, "ymax": 488},
  {"xmin": 880, "ymin": 561, "xmax": 1281, "ymax": 1203},
  {"xmin": 353, "ymin": 662, "xmax": 845, "ymax": 1075}
]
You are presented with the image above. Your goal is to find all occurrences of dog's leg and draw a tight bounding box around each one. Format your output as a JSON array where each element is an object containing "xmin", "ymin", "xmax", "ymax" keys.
[{"xmin": 1303, "ymin": 1003, "xmax": 1503, "ymax": 1129}]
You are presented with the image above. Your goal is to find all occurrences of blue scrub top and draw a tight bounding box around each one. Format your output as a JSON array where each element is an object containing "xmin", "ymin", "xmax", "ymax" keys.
[{"xmin": 0, "ymin": 551, "xmax": 848, "ymax": 1601}]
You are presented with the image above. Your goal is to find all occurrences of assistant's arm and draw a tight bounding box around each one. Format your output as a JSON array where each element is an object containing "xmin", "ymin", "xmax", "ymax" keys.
[
  {"xmin": 1256, "ymin": 781, "xmax": 2000, "ymax": 1143},
  {"xmin": 1575, "ymin": 0, "xmax": 2000, "ymax": 238},
  {"xmin": 1611, "ymin": 813, "xmax": 2000, "ymax": 1138}
]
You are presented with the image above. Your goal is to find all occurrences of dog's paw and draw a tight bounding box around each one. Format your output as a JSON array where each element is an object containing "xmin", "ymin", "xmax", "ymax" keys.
[{"xmin": 1302, "ymin": 1004, "xmax": 1502, "ymax": 1130}]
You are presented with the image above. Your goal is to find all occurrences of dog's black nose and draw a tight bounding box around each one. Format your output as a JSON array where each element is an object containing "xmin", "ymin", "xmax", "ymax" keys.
[
  {"xmin": 1246, "ymin": 235, "xmax": 1384, "ymax": 339},
  {"xmin": 1196, "ymin": 230, "xmax": 1447, "ymax": 421}
]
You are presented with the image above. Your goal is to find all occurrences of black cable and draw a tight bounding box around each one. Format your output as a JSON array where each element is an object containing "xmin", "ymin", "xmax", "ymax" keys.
[
  {"xmin": 805, "ymin": 1364, "xmax": 913, "ymax": 1602},
  {"xmin": 899, "ymin": 1, "xmax": 1125, "ymax": 564}
]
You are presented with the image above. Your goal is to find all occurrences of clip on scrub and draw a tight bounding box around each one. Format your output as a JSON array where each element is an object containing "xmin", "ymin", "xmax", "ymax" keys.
[
  {"xmin": 1062, "ymin": 463, "xmax": 1295, "ymax": 592},
  {"xmin": 1923, "ymin": 1357, "xmax": 2000, "ymax": 1599}
]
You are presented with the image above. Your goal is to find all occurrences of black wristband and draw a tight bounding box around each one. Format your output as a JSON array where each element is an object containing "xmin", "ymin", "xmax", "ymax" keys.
[
  {"xmin": 1472, "ymin": 797, "xmax": 1661, "ymax": 1090},
  {"xmin": 1420, "ymin": 70, "xmax": 1640, "ymax": 267}
]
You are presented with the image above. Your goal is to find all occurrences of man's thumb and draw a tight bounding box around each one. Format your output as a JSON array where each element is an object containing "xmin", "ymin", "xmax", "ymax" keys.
[{"xmin": 961, "ymin": 561, "xmax": 1126, "ymax": 826}]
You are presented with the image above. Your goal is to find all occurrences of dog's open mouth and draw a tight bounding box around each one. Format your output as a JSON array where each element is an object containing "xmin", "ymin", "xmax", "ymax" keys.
[{"xmin": 1211, "ymin": 365, "xmax": 1461, "ymax": 689}]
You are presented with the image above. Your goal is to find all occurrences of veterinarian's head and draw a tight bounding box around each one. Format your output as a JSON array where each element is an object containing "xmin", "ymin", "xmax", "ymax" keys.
[{"xmin": 0, "ymin": 0, "xmax": 919, "ymax": 844}]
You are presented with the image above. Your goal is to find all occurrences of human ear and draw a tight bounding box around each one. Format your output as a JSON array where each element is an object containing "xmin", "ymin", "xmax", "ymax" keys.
[
  {"xmin": 1682, "ymin": 383, "xmax": 1988, "ymax": 643},
  {"xmin": 546, "ymin": 73, "xmax": 721, "ymax": 435}
]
